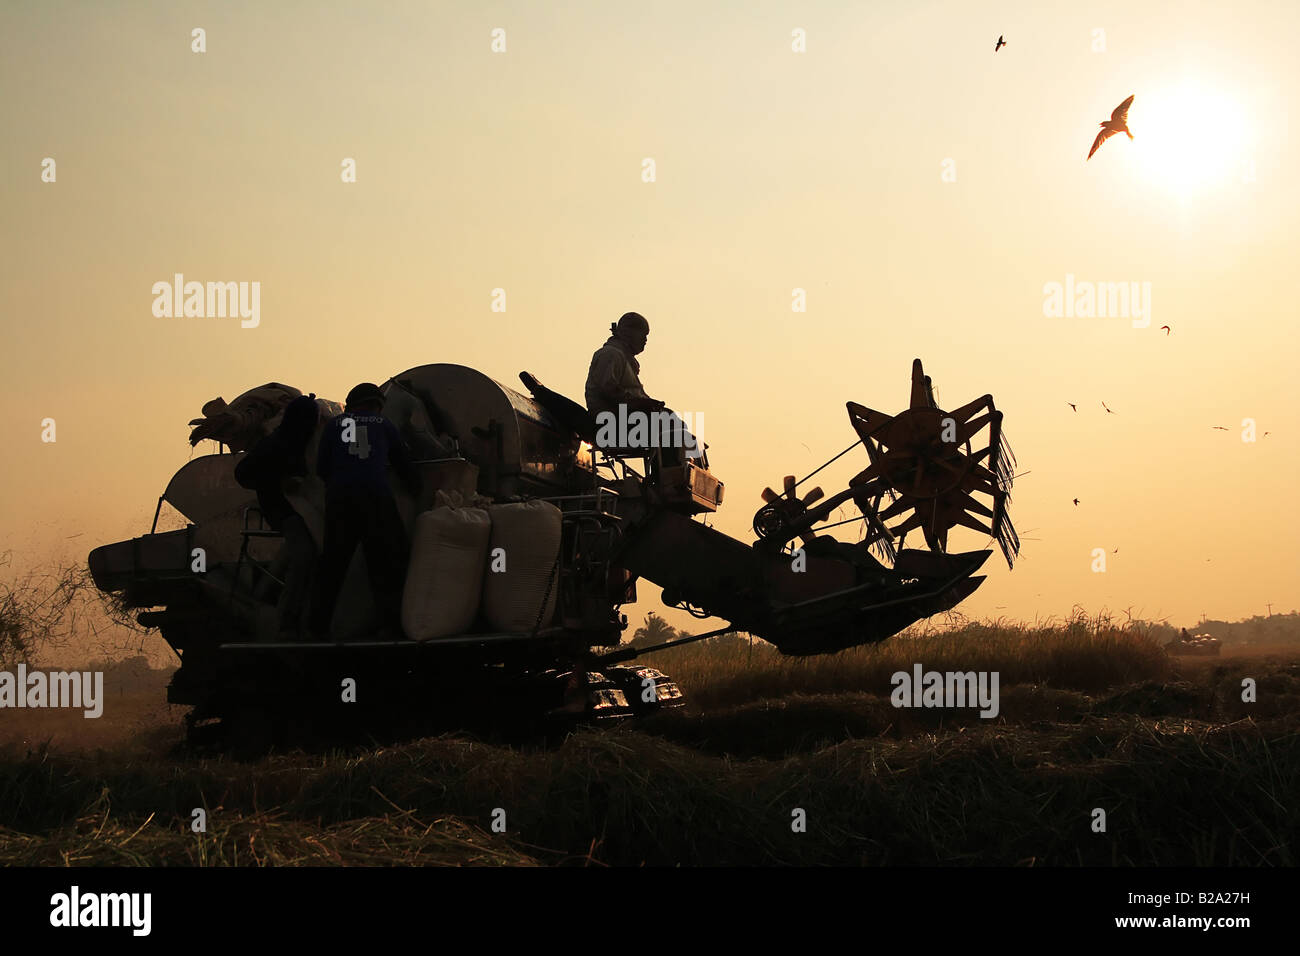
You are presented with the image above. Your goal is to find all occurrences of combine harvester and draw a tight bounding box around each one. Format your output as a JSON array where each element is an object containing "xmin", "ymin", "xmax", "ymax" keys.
[{"xmin": 89, "ymin": 359, "xmax": 1019, "ymax": 748}]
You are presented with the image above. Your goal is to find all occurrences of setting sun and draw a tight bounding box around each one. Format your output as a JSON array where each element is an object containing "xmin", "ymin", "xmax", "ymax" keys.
[{"xmin": 1131, "ymin": 80, "xmax": 1252, "ymax": 195}]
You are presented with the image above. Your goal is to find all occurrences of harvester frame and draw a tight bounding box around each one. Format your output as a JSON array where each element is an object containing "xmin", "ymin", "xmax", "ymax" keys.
[{"xmin": 89, "ymin": 358, "xmax": 1018, "ymax": 749}]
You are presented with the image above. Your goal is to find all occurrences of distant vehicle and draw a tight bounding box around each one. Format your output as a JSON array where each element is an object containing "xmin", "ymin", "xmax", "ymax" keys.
[{"xmin": 1166, "ymin": 630, "xmax": 1221, "ymax": 656}]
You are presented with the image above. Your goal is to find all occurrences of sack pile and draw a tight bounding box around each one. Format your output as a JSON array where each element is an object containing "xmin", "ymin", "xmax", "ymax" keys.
[{"xmin": 401, "ymin": 493, "xmax": 562, "ymax": 641}]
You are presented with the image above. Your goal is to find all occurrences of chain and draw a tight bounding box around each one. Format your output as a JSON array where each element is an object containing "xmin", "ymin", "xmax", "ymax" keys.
[{"xmin": 529, "ymin": 547, "xmax": 562, "ymax": 639}]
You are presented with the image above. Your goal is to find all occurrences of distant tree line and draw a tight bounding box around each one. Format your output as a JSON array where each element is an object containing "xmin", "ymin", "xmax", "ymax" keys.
[
  {"xmin": 626, "ymin": 609, "xmax": 1300, "ymax": 652},
  {"xmin": 628, "ymin": 612, "xmax": 754, "ymax": 652},
  {"xmin": 1180, "ymin": 612, "xmax": 1300, "ymax": 647}
]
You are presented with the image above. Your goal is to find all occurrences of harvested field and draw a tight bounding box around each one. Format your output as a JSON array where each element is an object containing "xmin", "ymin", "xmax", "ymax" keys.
[{"xmin": 1, "ymin": 622, "xmax": 1296, "ymax": 866}]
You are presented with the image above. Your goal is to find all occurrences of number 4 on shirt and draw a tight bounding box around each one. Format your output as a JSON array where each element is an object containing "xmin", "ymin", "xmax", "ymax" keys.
[{"xmin": 348, "ymin": 424, "xmax": 372, "ymax": 459}]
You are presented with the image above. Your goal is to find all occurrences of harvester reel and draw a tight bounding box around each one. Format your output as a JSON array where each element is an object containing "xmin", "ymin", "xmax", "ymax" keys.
[
  {"xmin": 849, "ymin": 359, "xmax": 1019, "ymax": 566},
  {"xmin": 754, "ymin": 359, "xmax": 1020, "ymax": 568}
]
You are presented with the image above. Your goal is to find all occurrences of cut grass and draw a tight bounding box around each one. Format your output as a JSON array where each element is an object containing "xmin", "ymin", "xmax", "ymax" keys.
[
  {"xmin": 0, "ymin": 620, "xmax": 1295, "ymax": 866},
  {"xmin": 1, "ymin": 695, "xmax": 1295, "ymax": 865}
]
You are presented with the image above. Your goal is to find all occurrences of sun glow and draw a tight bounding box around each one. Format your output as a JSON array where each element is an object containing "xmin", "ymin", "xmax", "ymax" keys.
[{"xmin": 1129, "ymin": 81, "xmax": 1252, "ymax": 196}]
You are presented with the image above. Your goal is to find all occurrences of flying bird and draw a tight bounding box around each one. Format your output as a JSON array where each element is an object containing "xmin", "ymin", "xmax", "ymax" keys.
[
  {"xmin": 1067, "ymin": 402, "xmax": 1077, "ymax": 412},
  {"xmin": 1072, "ymin": 498, "xmax": 1080, "ymax": 506},
  {"xmin": 995, "ymin": 35, "xmax": 1006, "ymax": 52},
  {"xmin": 1211, "ymin": 426, "xmax": 1228, "ymax": 430},
  {"xmin": 1087, "ymin": 94, "xmax": 1135, "ymax": 160},
  {"xmin": 1161, "ymin": 325, "xmax": 1171, "ymax": 335},
  {"xmin": 1102, "ymin": 401, "xmax": 1117, "ymax": 414}
]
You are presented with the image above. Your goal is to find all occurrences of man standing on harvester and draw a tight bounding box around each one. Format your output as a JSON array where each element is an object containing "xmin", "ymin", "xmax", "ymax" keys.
[
  {"xmin": 308, "ymin": 383, "xmax": 420, "ymax": 641},
  {"xmin": 233, "ymin": 393, "xmax": 321, "ymax": 640}
]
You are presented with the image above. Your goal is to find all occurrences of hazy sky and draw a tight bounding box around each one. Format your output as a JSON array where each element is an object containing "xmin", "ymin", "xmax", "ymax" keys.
[{"xmin": 3, "ymin": 0, "xmax": 1297, "ymax": 642}]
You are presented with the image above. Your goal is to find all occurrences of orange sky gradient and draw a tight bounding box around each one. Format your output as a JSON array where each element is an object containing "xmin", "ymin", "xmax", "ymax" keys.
[{"xmin": 2, "ymin": 1, "xmax": 1297, "ymax": 652}]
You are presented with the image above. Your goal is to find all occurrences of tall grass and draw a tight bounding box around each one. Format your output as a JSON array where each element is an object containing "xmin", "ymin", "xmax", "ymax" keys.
[{"xmin": 652, "ymin": 609, "xmax": 1174, "ymax": 709}]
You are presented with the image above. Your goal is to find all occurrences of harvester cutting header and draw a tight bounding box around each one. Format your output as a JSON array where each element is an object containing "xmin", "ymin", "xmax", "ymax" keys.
[{"xmin": 89, "ymin": 327, "xmax": 1018, "ymax": 742}]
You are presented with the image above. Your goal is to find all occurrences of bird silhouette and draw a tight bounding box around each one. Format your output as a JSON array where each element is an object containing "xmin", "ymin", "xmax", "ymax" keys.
[
  {"xmin": 995, "ymin": 35, "xmax": 1006, "ymax": 52},
  {"xmin": 1160, "ymin": 325, "xmax": 1171, "ymax": 335},
  {"xmin": 1102, "ymin": 401, "xmax": 1117, "ymax": 414},
  {"xmin": 1211, "ymin": 426, "xmax": 1228, "ymax": 430},
  {"xmin": 1067, "ymin": 402, "xmax": 1077, "ymax": 412},
  {"xmin": 1087, "ymin": 94, "xmax": 1135, "ymax": 160},
  {"xmin": 1264, "ymin": 431, "xmax": 1271, "ymax": 437},
  {"xmin": 1072, "ymin": 498, "xmax": 1080, "ymax": 506}
]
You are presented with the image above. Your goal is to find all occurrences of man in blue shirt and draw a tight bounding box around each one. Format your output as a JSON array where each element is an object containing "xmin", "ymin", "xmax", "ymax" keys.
[{"xmin": 307, "ymin": 382, "xmax": 420, "ymax": 640}]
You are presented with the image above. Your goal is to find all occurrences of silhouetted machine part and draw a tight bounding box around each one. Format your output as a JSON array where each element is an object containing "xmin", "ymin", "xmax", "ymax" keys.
[
  {"xmin": 88, "ymin": 358, "xmax": 1016, "ymax": 745},
  {"xmin": 751, "ymin": 359, "xmax": 1020, "ymax": 571}
]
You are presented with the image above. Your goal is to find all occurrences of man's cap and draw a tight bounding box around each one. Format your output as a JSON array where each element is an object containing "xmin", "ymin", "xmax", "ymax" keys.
[
  {"xmin": 345, "ymin": 383, "xmax": 386, "ymax": 409},
  {"xmin": 615, "ymin": 312, "xmax": 650, "ymax": 335}
]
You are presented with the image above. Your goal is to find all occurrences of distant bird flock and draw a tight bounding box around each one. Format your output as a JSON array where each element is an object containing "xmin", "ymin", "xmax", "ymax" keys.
[{"xmin": 991, "ymin": 35, "xmax": 1271, "ymax": 522}]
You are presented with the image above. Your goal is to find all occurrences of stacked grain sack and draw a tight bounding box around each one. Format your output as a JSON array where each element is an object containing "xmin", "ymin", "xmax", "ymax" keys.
[
  {"xmin": 402, "ymin": 490, "xmax": 491, "ymax": 641},
  {"xmin": 482, "ymin": 500, "xmax": 563, "ymax": 633}
]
